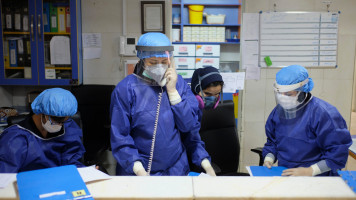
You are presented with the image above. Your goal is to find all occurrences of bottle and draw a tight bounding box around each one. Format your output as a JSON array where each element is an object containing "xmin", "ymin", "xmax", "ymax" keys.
[{"xmin": 173, "ymin": 14, "xmax": 180, "ymax": 24}]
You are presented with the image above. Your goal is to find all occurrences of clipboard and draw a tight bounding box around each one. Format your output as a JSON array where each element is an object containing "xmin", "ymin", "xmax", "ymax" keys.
[{"xmin": 17, "ymin": 165, "xmax": 93, "ymax": 200}]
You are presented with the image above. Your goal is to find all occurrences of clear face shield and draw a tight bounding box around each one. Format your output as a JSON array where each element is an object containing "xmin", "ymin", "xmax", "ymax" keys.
[
  {"xmin": 274, "ymin": 79, "xmax": 310, "ymax": 119},
  {"xmin": 135, "ymin": 45, "xmax": 174, "ymax": 87}
]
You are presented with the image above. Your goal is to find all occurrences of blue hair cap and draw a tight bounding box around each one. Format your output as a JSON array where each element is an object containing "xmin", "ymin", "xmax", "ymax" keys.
[
  {"xmin": 136, "ymin": 32, "xmax": 172, "ymax": 59},
  {"xmin": 31, "ymin": 88, "xmax": 78, "ymax": 117},
  {"xmin": 276, "ymin": 65, "xmax": 314, "ymax": 92}
]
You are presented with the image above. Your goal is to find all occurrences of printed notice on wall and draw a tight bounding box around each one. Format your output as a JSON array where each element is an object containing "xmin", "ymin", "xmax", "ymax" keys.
[{"xmin": 82, "ymin": 33, "xmax": 102, "ymax": 59}]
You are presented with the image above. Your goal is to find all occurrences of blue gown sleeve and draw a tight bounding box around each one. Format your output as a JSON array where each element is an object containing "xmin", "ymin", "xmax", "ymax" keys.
[
  {"xmin": 174, "ymin": 76, "xmax": 211, "ymax": 167},
  {"xmin": 0, "ymin": 127, "xmax": 28, "ymax": 173},
  {"xmin": 61, "ymin": 119, "xmax": 86, "ymax": 167},
  {"xmin": 263, "ymin": 109, "xmax": 278, "ymax": 160},
  {"xmin": 110, "ymin": 82, "xmax": 142, "ymax": 174},
  {"xmin": 311, "ymin": 105, "xmax": 352, "ymax": 171},
  {"xmin": 171, "ymin": 76, "xmax": 200, "ymax": 133}
]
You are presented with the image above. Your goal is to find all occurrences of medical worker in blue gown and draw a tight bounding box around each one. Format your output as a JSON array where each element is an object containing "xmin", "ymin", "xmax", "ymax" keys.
[
  {"xmin": 0, "ymin": 88, "xmax": 85, "ymax": 173},
  {"xmin": 110, "ymin": 32, "xmax": 215, "ymax": 176},
  {"xmin": 262, "ymin": 65, "xmax": 352, "ymax": 176},
  {"xmin": 190, "ymin": 67, "xmax": 224, "ymax": 122}
]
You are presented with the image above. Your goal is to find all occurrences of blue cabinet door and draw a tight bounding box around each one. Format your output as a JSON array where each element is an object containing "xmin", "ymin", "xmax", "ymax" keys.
[
  {"xmin": 0, "ymin": 0, "xmax": 39, "ymax": 85},
  {"xmin": 37, "ymin": 0, "xmax": 82, "ymax": 85},
  {"xmin": 0, "ymin": 0, "xmax": 82, "ymax": 86}
]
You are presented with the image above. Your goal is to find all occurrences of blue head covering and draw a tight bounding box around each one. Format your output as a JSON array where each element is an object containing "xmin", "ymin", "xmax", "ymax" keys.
[
  {"xmin": 136, "ymin": 32, "xmax": 173, "ymax": 59},
  {"xmin": 276, "ymin": 65, "xmax": 314, "ymax": 92},
  {"xmin": 191, "ymin": 67, "xmax": 223, "ymax": 95},
  {"xmin": 31, "ymin": 88, "xmax": 78, "ymax": 117}
]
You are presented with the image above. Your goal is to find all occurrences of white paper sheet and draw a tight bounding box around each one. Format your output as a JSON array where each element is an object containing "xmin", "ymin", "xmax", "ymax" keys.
[
  {"xmin": 77, "ymin": 166, "xmax": 111, "ymax": 183},
  {"xmin": 0, "ymin": 173, "xmax": 16, "ymax": 188},
  {"xmin": 220, "ymin": 72, "xmax": 245, "ymax": 93},
  {"xmin": 242, "ymin": 13, "xmax": 259, "ymax": 40},
  {"xmin": 82, "ymin": 33, "xmax": 102, "ymax": 59},
  {"xmin": 241, "ymin": 40, "xmax": 259, "ymax": 69},
  {"xmin": 245, "ymin": 65, "xmax": 261, "ymax": 80},
  {"xmin": 50, "ymin": 36, "xmax": 71, "ymax": 64}
]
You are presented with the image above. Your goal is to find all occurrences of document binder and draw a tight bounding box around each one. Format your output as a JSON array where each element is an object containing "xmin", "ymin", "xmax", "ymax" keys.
[
  {"xmin": 50, "ymin": 3, "xmax": 58, "ymax": 32},
  {"xmin": 24, "ymin": 38, "xmax": 31, "ymax": 66},
  {"xmin": 22, "ymin": 7, "xmax": 29, "ymax": 32},
  {"xmin": 9, "ymin": 40, "xmax": 17, "ymax": 67},
  {"xmin": 65, "ymin": 7, "xmax": 71, "ymax": 33},
  {"xmin": 57, "ymin": 7, "xmax": 66, "ymax": 33},
  {"xmin": 17, "ymin": 39, "xmax": 25, "ymax": 66},
  {"xmin": 247, "ymin": 166, "xmax": 288, "ymax": 176},
  {"xmin": 338, "ymin": 171, "xmax": 356, "ymax": 193},
  {"xmin": 43, "ymin": 3, "xmax": 50, "ymax": 32},
  {"xmin": 17, "ymin": 165, "xmax": 93, "ymax": 200},
  {"xmin": 3, "ymin": 40, "xmax": 10, "ymax": 68}
]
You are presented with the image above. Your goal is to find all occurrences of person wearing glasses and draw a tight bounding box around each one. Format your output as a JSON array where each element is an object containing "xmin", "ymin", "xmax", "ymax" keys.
[{"xmin": 0, "ymin": 88, "xmax": 85, "ymax": 173}]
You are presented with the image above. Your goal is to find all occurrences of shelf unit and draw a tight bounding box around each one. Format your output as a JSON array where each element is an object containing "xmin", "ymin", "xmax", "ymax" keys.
[
  {"xmin": 172, "ymin": 0, "xmax": 241, "ymax": 44},
  {"xmin": 0, "ymin": 0, "xmax": 82, "ymax": 85}
]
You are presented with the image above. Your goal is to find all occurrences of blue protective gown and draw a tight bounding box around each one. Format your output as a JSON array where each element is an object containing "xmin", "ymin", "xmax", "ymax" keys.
[
  {"xmin": 0, "ymin": 116, "xmax": 85, "ymax": 173},
  {"xmin": 110, "ymin": 74, "xmax": 210, "ymax": 175},
  {"xmin": 263, "ymin": 97, "xmax": 352, "ymax": 176}
]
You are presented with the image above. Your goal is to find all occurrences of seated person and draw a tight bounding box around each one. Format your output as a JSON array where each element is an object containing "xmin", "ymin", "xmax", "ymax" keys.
[
  {"xmin": 190, "ymin": 67, "xmax": 224, "ymax": 121},
  {"xmin": 0, "ymin": 88, "xmax": 85, "ymax": 173},
  {"xmin": 263, "ymin": 65, "xmax": 352, "ymax": 176}
]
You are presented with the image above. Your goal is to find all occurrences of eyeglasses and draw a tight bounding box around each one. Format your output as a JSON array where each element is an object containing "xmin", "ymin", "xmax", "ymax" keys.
[{"xmin": 47, "ymin": 115, "xmax": 66, "ymax": 125}]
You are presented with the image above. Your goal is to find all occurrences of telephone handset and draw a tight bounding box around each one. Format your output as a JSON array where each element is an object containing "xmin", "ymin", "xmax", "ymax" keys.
[
  {"xmin": 159, "ymin": 56, "xmax": 175, "ymax": 87},
  {"xmin": 160, "ymin": 77, "xmax": 167, "ymax": 87},
  {"xmin": 147, "ymin": 87, "xmax": 164, "ymax": 175}
]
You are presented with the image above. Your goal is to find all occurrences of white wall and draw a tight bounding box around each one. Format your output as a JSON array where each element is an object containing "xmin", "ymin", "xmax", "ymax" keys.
[
  {"xmin": 81, "ymin": 0, "xmax": 172, "ymax": 85},
  {"xmin": 240, "ymin": 0, "xmax": 356, "ymax": 172}
]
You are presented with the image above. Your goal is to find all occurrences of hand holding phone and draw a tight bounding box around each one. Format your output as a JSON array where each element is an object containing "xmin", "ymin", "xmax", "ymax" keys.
[{"xmin": 164, "ymin": 57, "xmax": 178, "ymax": 93}]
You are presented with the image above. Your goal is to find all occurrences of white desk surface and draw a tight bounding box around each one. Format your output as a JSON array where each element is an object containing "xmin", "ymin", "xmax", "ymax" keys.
[{"xmin": 1, "ymin": 176, "xmax": 355, "ymax": 200}]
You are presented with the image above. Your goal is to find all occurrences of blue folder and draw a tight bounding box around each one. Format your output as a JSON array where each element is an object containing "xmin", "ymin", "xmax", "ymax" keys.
[
  {"xmin": 43, "ymin": 3, "xmax": 50, "ymax": 32},
  {"xmin": 249, "ymin": 166, "xmax": 288, "ymax": 176},
  {"xmin": 338, "ymin": 171, "xmax": 356, "ymax": 193},
  {"xmin": 17, "ymin": 165, "xmax": 93, "ymax": 200}
]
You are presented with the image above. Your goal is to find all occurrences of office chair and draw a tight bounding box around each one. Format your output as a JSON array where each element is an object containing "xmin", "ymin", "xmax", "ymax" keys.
[
  {"xmin": 199, "ymin": 100, "xmax": 249, "ymax": 176},
  {"xmin": 71, "ymin": 85, "xmax": 115, "ymax": 168}
]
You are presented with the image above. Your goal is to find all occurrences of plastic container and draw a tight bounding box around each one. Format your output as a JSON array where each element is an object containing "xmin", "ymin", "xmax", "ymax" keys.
[
  {"xmin": 204, "ymin": 13, "xmax": 226, "ymax": 24},
  {"xmin": 188, "ymin": 5, "xmax": 204, "ymax": 24}
]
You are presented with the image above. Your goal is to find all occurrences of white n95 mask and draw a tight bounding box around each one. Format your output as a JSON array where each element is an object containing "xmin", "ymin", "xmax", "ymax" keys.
[
  {"xmin": 276, "ymin": 93, "xmax": 300, "ymax": 110},
  {"xmin": 143, "ymin": 64, "xmax": 168, "ymax": 86}
]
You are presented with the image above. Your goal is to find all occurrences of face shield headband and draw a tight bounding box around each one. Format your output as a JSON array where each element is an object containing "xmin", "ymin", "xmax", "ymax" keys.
[
  {"xmin": 274, "ymin": 78, "xmax": 309, "ymax": 93},
  {"xmin": 136, "ymin": 45, "xmax": 174, "ymax": 59}
]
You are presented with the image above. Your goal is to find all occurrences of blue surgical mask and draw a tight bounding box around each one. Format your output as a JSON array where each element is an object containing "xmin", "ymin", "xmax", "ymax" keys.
[{"xmin": 204, "ymin": 96, "xmax": 217, "ymax": 110}]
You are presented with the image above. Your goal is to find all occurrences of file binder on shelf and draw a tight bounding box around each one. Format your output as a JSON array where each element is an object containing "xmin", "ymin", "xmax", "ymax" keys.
[
  {"xmin": 17, "ymin": 165, "xmax": 94, "ymax": 200},
  {"xmin": 50, "ymin": 3, "xmax": 58, "ymax": 32},
  {"xmin": 17, "ymin": 38, "xmax": 25, "ymax": 66},
  {"xmin": 4, "ymin": 40, "xmax": 10, "ymax": 68},
  {"xmin": 338, "ymin": 171, "xmax": 356, "ymax": 193},
  {"xmin": 9, "ymin": 40, "xmax": 17, "ymax": 67},
  {"xmin": 43, "ymin": 3, "xmax": 50, "ymax": 32},
  {"xmin": 57, "ymin": 7, "xmax": 66, "ymax": 33},
  {"xmin": 65, "ymin": 6, "xmax": 70, "ymax": 33}
]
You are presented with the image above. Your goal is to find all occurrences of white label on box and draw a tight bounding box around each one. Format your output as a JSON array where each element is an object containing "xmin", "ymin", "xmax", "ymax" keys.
[
  {"xmin": 45, "ymin": 69, "xmax": 56, "ymax": 79},
  {"xmin": 204, "ymin": 46, "xmax": 212, "ymax": 52},
  {"xmin": 203, "ymin": 58, "xmax": 214, "ymax": 64},
  {"xmin": 179, "ymin": 46, "xmax": 187, "ymax": 52}
]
